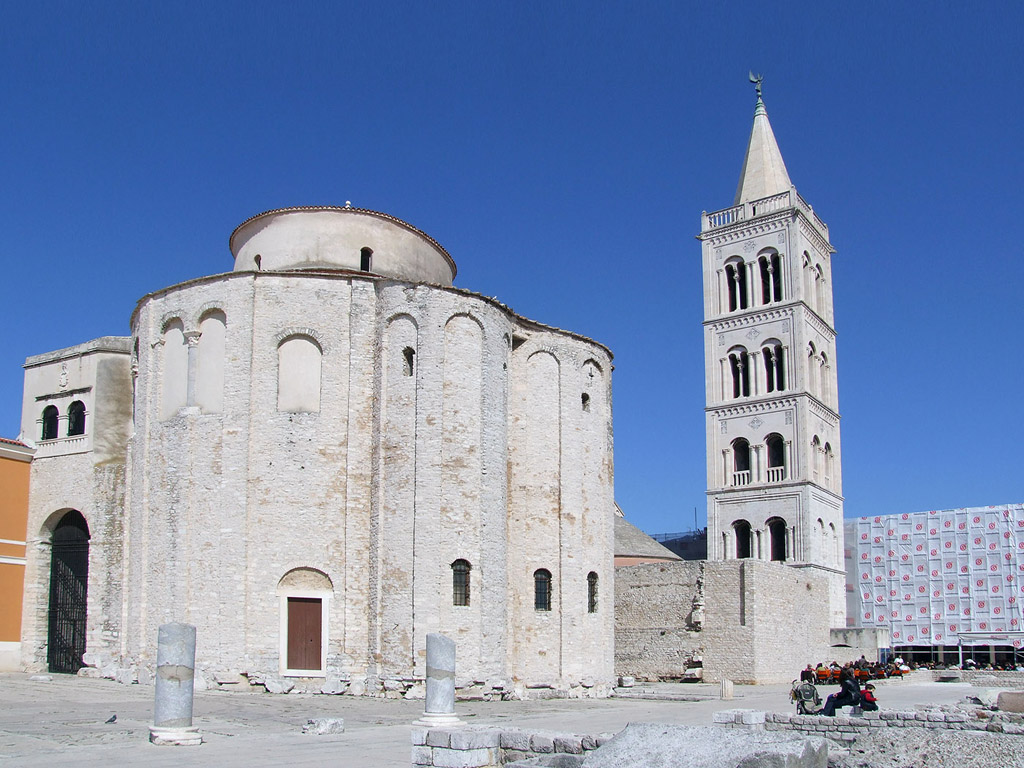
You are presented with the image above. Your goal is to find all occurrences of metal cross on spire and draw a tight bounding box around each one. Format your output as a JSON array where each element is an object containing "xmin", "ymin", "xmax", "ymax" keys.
[{"xmin": 748, "ymin": 71, "xmax": 763, "ymax": 99}]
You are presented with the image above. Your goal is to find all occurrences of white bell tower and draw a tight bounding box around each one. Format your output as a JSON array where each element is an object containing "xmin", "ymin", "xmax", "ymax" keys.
[{"xmin": 698, "ymin": 82, "xmax": 846, "ymax": 626}]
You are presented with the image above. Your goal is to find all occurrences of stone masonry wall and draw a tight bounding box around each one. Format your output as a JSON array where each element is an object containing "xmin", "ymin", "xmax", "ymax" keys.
[
  {"xmin": 614, "ymin": 561, "xmax": 704, "ymax": 679},
  {"xmin": 412, "ymin": 725, "xmax": 608, "ymax": 768},
  {"xmin": 615, "ymin": 559, "xmax": 832, "ymax": 684}
]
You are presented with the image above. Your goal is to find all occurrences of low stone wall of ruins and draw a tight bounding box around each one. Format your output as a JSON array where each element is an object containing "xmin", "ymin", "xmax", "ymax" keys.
[
  {"xmin": 412, "ymin": 725, "xmax": 607, "ymax": 767},
  {"xmin": 615, "ymin": 559, "xmax": 833, "ymax": 684},
  {"xmin": 713, "ymin": 707, "xmax": 1024, "ymax": 742}
]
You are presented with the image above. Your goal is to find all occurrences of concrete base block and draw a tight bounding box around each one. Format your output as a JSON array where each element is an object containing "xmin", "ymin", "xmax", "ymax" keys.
[{"xmin": 149, "ymin": 726, "xmax": 202, "ymax": 746}]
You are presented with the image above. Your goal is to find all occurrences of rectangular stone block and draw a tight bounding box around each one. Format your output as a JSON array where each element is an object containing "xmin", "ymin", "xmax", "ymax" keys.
[
  {"xmin": 739, "ymin": 711, "xmax": 765, "ymax": 725},
  {"xmin": 411, "ymin": 745, "xmax": 433, "ymax": 765},
  {"xmin": 500, "ymin": 731, "xmax": 530, "ymax": 751},
  {"xmin": 531, "ymin": 735, "xmax": 554, "ymax": 753},
  {"xmin": 432, "ymin": 747, "xmax": 497, "ymax": 768},
  {"xmin": 411, "ymin": 727, "xmax": 429, "ymax": 746},
  {"xmin": 427, "ymin": 730, "xmax": 452, "ymax": 747},
  {"xmin": 450, "ymin": 730, "xmax": 499, "ymax": 750},
  {"xmin": 712, "ymin": 711, "xmax": 737, "ymax": 724},
  {"xmin": 553, "ymin": 736, "xmax": 583, "ymax": 754}
]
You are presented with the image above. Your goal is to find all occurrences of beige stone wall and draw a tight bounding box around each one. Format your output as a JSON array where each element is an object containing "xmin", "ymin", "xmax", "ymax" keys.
[
  {"xmin": 614, "ymin": 561, "xmax": 704, "ymax": 679},
  {"xmin": 615, "ymin": 559, "xmax": 832, "ymax": 684},
  {"xmin": 116, "ymin": 269, "xmax": 613, "ymax": 694}
]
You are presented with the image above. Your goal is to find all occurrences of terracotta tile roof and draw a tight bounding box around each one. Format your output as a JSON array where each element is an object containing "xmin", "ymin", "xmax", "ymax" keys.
[{"xmin": 0, "ymin": 436, "xmax": 28, "ymax": 448}]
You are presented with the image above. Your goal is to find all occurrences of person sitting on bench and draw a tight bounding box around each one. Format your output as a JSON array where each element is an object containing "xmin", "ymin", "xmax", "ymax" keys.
[{"xmin": 821, "ymin": 665, "xmax": 860, "ymax": 716}]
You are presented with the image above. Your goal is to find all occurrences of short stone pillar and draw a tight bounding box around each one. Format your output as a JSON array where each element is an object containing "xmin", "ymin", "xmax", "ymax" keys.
[
  {"xmin": 414, "ymin": 633, "xmax": 463, "ymax": 726},
  {"xmin": 149, "ymin": 622, "xmax": 202, "ymax": 746},
  {"xmin": 720, "ymin": 678, "xmax": 734, "ymax": 700}
]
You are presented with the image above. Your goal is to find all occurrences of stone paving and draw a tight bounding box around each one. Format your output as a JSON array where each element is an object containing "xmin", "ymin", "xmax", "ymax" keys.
[{"xmin": 0, "ymin": 673, "xmax": 976, "ymax": 767}]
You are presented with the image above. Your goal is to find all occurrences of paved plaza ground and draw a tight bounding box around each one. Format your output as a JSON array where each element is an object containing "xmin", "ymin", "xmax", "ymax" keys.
[{"xmin": 0, "ymin": 672, "xmax": 978, "ymax": 767}]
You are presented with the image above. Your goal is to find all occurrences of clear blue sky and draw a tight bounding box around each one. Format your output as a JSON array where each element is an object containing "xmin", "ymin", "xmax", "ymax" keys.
[{"xmin": 1, "ymin": 2, "xmax": 1020, "ymax": 535}]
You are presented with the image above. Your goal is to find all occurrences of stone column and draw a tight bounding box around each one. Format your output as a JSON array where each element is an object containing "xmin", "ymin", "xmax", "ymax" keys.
[
  {"xmin": 414, "ymin": 633, "xmax": 463, "ymax": 727},
  {"xmin": 183, "ymin": 331, "xmax": 201, "ymax": 407},
  {"xmin": 745, "ymin": 262, "xmax": 756, "ymax": 308},
  {"xmin": 150, "ymin": 622, "xmax": 202, "ymax": 746}
]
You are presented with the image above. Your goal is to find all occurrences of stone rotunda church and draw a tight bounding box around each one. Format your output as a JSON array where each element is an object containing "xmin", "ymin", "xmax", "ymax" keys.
[{"xmin": 18, "ymin": 205, "xmax": 615, "ymax": 697}]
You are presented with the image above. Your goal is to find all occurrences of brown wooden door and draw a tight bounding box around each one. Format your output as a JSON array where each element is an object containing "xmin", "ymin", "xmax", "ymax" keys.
[{"xmin": 287, "ymin": 597, "xmax": 322, "ymax": 670}]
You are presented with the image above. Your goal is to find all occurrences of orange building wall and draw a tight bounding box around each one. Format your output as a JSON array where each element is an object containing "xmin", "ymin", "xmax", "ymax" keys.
[{"xmin": 0, "ymin": 448, "xmax": 31, "ymax": 643}]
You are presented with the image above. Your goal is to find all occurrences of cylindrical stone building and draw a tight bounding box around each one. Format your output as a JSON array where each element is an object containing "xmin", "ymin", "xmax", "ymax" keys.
[{"xmin": 111, "ymin": 206, "xmax": 615, "ymax": 696}]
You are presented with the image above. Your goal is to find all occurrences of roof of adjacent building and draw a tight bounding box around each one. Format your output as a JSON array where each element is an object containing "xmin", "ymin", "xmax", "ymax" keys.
[
  {"xmin": 734, "ymin": 97, "xmax": 792, "ymax": 205},
  {"xmin": 614, "ymin": 514, "xmax": 682, "ymax": 561}
]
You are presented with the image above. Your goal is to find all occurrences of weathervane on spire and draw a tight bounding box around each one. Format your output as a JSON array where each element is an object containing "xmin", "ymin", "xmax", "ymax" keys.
[{"xmin": 748, "ymin": 70, "xmax": 763, "ymax": 99}]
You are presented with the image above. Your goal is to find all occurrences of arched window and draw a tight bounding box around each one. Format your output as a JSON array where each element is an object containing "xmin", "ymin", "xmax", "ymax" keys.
[
  {"xmin": 758, "ymin": 252, "xmax": 783, "ymax": 304},
  {"xmin": 824, "ymin": 443, "xmax": 834, "ymax": 487},
  {"xmin": 811, "ymin": 435, "xmax": 821, "ymax": 481},
  {"xmin": 807, "ymin": 343, "xmax": 818, "ymax": 396},
  {"xmin": 766, "ymin": 433, "xmax": 786, "ymax": 482},
  {"xmin": 814, "ymin": 264, "xmax": 826, "ymax": 314},
  {"xmin": 587, "ymin": 571, "xmax": 598, "ymax": 613},
  {"xmin": 402, "ymin": 347, "xmax": 415, "ymax": 377},
  {"xmin": 733, "ymin": 520, "xmax": 752, "ymax": 559},
  {"xmin": 196, "ymin": 310, "xmax": 226, "ymax": 414},
  {"xmin": 67, "ymin": 401, "xmax": 86, "ymax": 436},
  {"xmin": 360, "ymin": 247, "xmax": 373, "ymax": 272},
  {"xmin": 41, "ymin": 405, "xmax": 59, "ymax": 440},
  {"xmin": 451, "ymin": 559, "xmax": 470, "ymax": 607},
  {"xmin": 732, "ymin": 438, "xmax": 751, "ymax": 486},
  {"xmin": 160, "ymin": 318, "xmax": 188, "ymax": 420},
  {"xmin": 820, "ymin": 352, "xmax": 830, "ymax": 405},
  {"xmin": 767, "ymin": 517, "xmax": 787, "ymax": 562},
  {"xmin": 762, "ymin": 342, "xmax": 785, "ymax": 393},
  {"xmin": 277, "ymin": 335, "xmax": 323, "ymax": 413},
  {"xmin": 729, "ymin": 348, "xmax": 750, "ymax": 398},
  {"xmin": 534, "ymin": 569, "xmax": 552, "ymax": 611},
  {"xmin": 726, "ymin": 260, "xmax": 748, "ymax": 312}
]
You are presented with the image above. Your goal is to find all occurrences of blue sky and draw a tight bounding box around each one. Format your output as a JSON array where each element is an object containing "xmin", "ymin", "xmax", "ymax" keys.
[{"xmin": 1, "ymin": 2, "xmax": 1020, "ymax": 536}]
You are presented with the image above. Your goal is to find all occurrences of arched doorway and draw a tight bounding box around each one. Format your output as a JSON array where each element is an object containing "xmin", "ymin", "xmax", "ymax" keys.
[{"xmin": 47, "ymin": 510, "xmax": 90, "ymax": 673}]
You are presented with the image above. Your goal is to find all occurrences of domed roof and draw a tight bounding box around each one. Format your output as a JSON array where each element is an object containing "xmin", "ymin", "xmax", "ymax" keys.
[{"xmin": 229, "ymin": 205, "xmax": 456, "ymax": 286}]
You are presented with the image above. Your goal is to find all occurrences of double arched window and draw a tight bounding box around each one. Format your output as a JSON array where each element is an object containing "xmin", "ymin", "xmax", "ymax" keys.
[
  {"xmin": 728, "ymin": 347, "xmax": 750, "ymax": 398},
  {"xmin": 725, "ymin": 259, "xmax": 748, "ymax": 312},
  {"xmin": 762, "ymin": 341, "xmax": 785, "ymax": 393},
  {"xmin": 758, "ymin": 252, "xmax": 783, "ymax": 304}
]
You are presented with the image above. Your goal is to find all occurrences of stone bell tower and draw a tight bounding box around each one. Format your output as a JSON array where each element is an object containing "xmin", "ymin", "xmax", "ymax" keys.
[{"xmin": 697, "ymin": 82, "xmax": 846, "ymax": 626}]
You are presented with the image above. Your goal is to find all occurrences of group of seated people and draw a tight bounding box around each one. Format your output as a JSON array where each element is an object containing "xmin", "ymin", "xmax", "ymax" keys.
[
  {"xmin": 798, "ymin": 658, "xmax": 881, "ymax": 716},
  {"xmin": 802, "ymin": 656, "xmax": 905, "ymax": 684}
]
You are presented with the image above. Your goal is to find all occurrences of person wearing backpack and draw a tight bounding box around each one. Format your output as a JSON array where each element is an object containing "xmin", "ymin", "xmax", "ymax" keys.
[{"xmin": 821, "ymin": 664, "xmax": 860, "ymax": 716}]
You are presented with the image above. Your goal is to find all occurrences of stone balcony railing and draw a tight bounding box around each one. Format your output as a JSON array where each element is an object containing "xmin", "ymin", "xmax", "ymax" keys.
[
  {"xmin": 33, "ymin": 434, "xmax": 89, "ymax": 458},
  {"xmin": 702, "ymin": 188, "xmax": 828, "ymax": 238}
]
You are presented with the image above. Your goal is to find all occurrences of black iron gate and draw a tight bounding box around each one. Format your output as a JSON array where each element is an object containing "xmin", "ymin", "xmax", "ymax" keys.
[{"xmin": 47, "ymin": 511, "xmax": 90, "ymax": 674}]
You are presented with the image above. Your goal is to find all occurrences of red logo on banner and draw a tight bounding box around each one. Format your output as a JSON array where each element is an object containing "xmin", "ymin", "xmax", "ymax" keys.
[
  {"xmin": 889, "ymin": 570, "xmax": 897, "ymax": 577},
  {"xmin": 994, "ymin": 607, "xmax": 1002, "ymax": 614},
  {"xmin": 993, "ymin": 586, "xmax": 1000, "ymax": 593},
  {"xmin": 931, "ymin": 549, "xmax": 938, "ymax": 556},
  {"xmin": 918, "ymin": 586, "xmax": 926, "ymax": 593},
  {"xmin": 902, "ymin": 575, "xmax": 910, "ymax": 582},
  {"xmin": 1006, "ymin": 532, "xmax": 1013, "ymax": 539},
  {"xmin": 876, "ymin": 596, "xmax": 884, "ymax": 603},
  {"xmin": 948, "ymin": 604, "xmax": 956, "ymax": 611},
  {"xmin": 989, "ymin": 522, "xmax": 996, "ymax": 530},
  {"xmin": 976, "ymin": 558, "xmax": 984, "ymax": 566},
  {"xmin": 959, "ymin": 523, "xmax": 966, "ymax": 530},
  {"xmin": 891, "ymin": 611, "xmax": 899, "ymax": 618},
  {"xmin": 975, "ymin": 538, "xmax": 983, "ymax": 545},
  {"xmin": 901, "ymin": 534, "xmax": 909, "ymax": 541},
  {"xmin": 916, "ymin": 544, "xmax": 923, "ymax": 552},
  {"xmin": 977, "ymin": 580, "xmax": 985, "ymax": 587},
  {"xmin": 874, "ymin": 537, "xmax": 882, "ymax": 544},
  {"xmin": 919, "ymin": 606, "xmax": 928, "ymax": 614},
  {"xmin": 978, "ymin": 601, "xmax": 986, "ymax": 608},
  {"xmin": 960, "ymin": 544, "xmax": 968, "ymax": 551},
  {"xmin": 905, "ymin": 615, "xmax": 912, "ymax": 621},
  {"xmin": 933, "ymin": 590, "xmax": 940, "ymax": 597},
  {"xmin": 931, "ymin": 570, "xmax": 939, "ymax": 577},
  {"xmin": 902, "ymin": 554, "xmax": 910, "ymax": 561},
  {"xmin": 904, "ymin": 594, "xmax": 911, "ymax": 601},
  {"xmin": 874, "ymin": 517, "xmax": 881, "ymax": 523},
  {"xmin": 961, "ymin": 566, "xmax": 969, "ymax": 574},
  {"xmin": 949, "ymin": 625, "xmax": 957, "ymax": 632},
  {"xmin": 990, "ymin": 543, "xmax": 997, "ymax": 550},
  {"xmin": 893, "ymin": 631, "xmax": 901, "ymax": 639},
  {"xmin": 944, "ymin": 521, "xmax": 951, "ymax": 528},
  {"xmin": 888, "ymin": 530, "xmax": 895, "ymax": 536},
  {"xmin": 873, "ymin": 555, "xmax": 880, "ymax": 562},
  {"xmin": 979, "ymin": 622, "xmax": 987, "ymax": 630},
  {"xmin": 864, "ymin": 613, "xmax": 871, "ymax": 619},
  {"xmin": 936, "ymin": 633, "xmax": 942, "ymax": 640},
  {"xmin": 945, "ymin": 542, "xmax": 952, "ymax": 549},
  {"xmin": 875, "ymin": 576, "xmax": 883, "ymax": 583},
  {"xmin": 902, "ymin": 514, "xmax": 909, "ymax": 520},
  {"xmin": 890, "ymin": 590, "xmax": 897, "ymax": 597},
  {"xmin": 908, "ymin": 635, "xmax": 915, "ymax": 641},
  {"xmin": 916, "ymin": 523, "xmax": 923, "ymax": 531},
  {"xmin": 864, "ymin": 592, "xmax": 871, "ymax": 599},
  {"xmin": 946, "ymin": 562, "xmax": 953, "ymax": 569},
  {"xmin": 964, "ymin": 608, "xmax": 971, "ymax": 616},
  {"xmin": 861, "ymin": 533, "xmax": 868, "ymax": 540},
  {"xmin": 962, "ymin": 587, "xmax": 970, "ymax": 594},
  {"xmin": 947, "ymin": 583, "xmax": 955, "ymax": 590}
]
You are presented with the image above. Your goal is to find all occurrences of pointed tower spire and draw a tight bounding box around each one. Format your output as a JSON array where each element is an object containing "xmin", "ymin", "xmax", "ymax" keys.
[{"xmin": 733, "ymin": 81, "xmax": 792, "ymax": 205}]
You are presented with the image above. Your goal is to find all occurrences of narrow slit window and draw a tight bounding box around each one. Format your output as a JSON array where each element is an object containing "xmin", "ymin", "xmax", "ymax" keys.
[
  {"xmin": 403, "ymin": 347, "xmax": 415, "ymax": 376},
  {"xmin": 581, "ymin": 392, "xmax": 590, "ymax": 411},
  {"xmin": 360, "ymin": 247, "xmax": 373, "ymax": 272},
  {"xmin": 534, "ymin": 569, "xmax": 552, "ymax": 611},
  {"xmin": 451, "ymin": 559, "xmax": 470, "ymax": 607},
  {"xmin": 587, "ymin": 571, "xmax": 598, "ymax": 613}
]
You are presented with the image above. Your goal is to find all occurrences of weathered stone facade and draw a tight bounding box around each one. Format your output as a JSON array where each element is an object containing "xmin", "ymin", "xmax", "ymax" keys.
[
  {"xmin": 615, "ymin": 560, "xmax": 833, "ymax": 684},
  {"xmin": 19, "ymin": 207, "xmax": 615, "ymax": 697}
]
